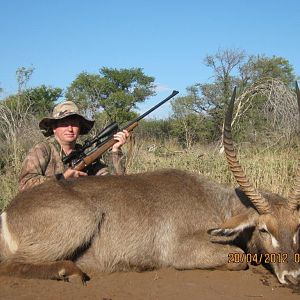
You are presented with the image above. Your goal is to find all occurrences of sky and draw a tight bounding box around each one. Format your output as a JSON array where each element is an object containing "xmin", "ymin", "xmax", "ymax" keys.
[{"xmin": 1, "ymin": 0, "xmax": 299, "ymax": 119}]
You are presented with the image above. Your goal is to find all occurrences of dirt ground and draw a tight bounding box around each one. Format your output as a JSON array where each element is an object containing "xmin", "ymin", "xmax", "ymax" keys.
[{"xmin": 0, "ymin": 265, "xmax": 299, "ymax": 300}]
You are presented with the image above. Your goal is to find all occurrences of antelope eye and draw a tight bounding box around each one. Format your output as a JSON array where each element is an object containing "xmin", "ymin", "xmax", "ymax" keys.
[{"xmin": 259, "ymin": 228, "xmax": 269, "ymax": 234}]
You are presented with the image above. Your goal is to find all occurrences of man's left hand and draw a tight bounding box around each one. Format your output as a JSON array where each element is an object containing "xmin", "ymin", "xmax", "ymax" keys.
[{"xmin": 112, "ymin": 130, "xmax": 129, "ymax": 152}]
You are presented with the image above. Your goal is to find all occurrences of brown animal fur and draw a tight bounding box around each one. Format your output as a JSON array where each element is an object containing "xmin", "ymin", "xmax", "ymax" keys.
[{"xmin": 0, "ymin": 169, "xmax": 299, "ymax": 284}]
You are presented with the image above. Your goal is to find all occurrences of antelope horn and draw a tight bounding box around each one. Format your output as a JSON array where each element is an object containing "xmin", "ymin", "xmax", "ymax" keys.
[
  {"xmin": 223, "ymin": 87, "xmax": 272, "ymax": 214},
  {"xmin": 287, "ymin": 81, "xmax": 300, "ymax": 211}
]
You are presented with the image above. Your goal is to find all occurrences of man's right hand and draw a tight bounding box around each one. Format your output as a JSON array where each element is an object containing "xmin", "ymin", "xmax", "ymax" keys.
[{"xmin": 63, "ymin": 168, "xmax": 88, "ymax": 179}]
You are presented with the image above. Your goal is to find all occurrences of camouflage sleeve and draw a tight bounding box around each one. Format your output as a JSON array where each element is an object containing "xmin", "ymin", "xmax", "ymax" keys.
[{"xmin": 19, "ymin": 142, "xmax": 56, "ymax": 191}]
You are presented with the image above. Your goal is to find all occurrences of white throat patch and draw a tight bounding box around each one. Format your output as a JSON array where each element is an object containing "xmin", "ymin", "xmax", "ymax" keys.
[
  {"xmin": 293, "ymin": 232, "xmax": 298, "ymax": 245},
  {"xmin": 270, "ymin": 234, "xmax": 280, "ymax": 249},
  {"xmin": 277, "ymin": 269, "xmax": 300, "ymax": 284},
  {"xmin": 1, "ymin": 212, "xmax": 18, "ymax": 254}
]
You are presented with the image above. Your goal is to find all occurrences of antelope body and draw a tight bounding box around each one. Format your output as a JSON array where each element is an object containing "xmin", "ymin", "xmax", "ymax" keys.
[
  {"xmin": 0, "ymin": 85, "xmax": 300, "ymax": 285},
  {"xmin": 0, "ymin": 168, "xmax": 299, "ymax": 285},
  {"xmin": 0, "ymin": 171, "xmax": 248, "ymax": 273}
]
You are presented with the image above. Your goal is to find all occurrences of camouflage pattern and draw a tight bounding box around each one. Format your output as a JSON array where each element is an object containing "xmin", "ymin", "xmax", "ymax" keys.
[
  {"xmin": 39, "ymin": 101, "xmax": 94, "ymax": 137},
  {"xmin": 19, "ymin": 137, "xmax": 126, "ymax": 191}
]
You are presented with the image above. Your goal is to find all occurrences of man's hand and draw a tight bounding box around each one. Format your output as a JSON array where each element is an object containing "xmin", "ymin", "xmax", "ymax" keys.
[
  {"xmin": 112, "ymin": 130, "xmax": 129, "ymax": 153},
  {"xmin": 63, "ymin": 168, "xmax": 88, "ymax": 179}
]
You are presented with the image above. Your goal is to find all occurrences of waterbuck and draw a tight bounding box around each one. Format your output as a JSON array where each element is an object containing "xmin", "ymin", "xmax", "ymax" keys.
[{"xmin": 0, "ymin": 85, "xmax": 299, "ymax": 285}]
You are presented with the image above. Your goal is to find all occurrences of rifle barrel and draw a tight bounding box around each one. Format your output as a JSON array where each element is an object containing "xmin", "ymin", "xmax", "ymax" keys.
[{"xmin": 121, "ymin": 90, "xmax": 179, "ymax": 130}]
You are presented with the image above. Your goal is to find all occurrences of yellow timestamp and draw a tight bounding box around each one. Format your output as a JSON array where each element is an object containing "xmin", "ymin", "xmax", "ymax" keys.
[{"xmin": 228, "ymin": 253, "xmax": 292, "ymax": 264}]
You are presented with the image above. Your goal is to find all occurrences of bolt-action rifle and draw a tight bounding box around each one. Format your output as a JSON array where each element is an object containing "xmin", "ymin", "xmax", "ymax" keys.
[{"xmin": 63, "ymin": 90, "xmax": 179, "ymax": 171}]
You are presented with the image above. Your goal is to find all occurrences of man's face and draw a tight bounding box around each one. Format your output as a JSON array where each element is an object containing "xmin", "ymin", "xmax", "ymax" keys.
[{"xmin": 53, "ymin": 115, "xmax": 81, "ymax": 145}]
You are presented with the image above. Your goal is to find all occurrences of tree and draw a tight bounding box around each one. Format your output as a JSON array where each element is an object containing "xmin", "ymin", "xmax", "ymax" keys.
[
  {"xmin": 23, "ymin": 85, "xmax": 62, "ymax": 118},
  {"xmin": 0, "ymin": 67, "xmax": 63, "ymax": 206},
  {"xmin": 239, "ymin": 55, "xmax": 296, "ymax": 87},
  {"xmin": 170, "ymin": 95, "xmax": 216, "ymax": 148},
  {"xmin": 205, "ymin": 48, "xmax": 246, "ymax": 102},
  {"xmin": 171, "ymin": 95, "xmax": 200, "ymax": 149},
  {"xmin": 66, "ymin": 67, "xmax": 156, "ymax": 124},
  {"xmin": 3, "ymin": 85, "xmax": 62, "ymax": 119},
  {"xmin": 187, "ymin": 49, "xmax": 247, "ymax": 135},
  {"xmin": 137, "ymin": 119, "xmax": 173, "ymax": 141},
  {"xmin": 2, "ymin": 66, "xmax": 62, "ymax": 118},
  {"xmin": 175, "ymin": 49, "xmax": 297, "ymax": 142},
  {"xmin": 16, "ymin": 66, "xmax": 35, "ymax": 92},
  {"xmin": 231, "ymin": 78, "xmax": 299, "ymax": 144}
]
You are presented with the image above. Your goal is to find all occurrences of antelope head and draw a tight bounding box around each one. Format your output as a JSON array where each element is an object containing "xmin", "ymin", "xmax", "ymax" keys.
[{"xmin": 210, "ymin": 83, "xmax": 300, "ymax": 285}]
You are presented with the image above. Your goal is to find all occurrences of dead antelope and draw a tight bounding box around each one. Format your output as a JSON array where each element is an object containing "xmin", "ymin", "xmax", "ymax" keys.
[{"xmin": 0, "ymin": 85, "xmax": 300, "ymax": 285}]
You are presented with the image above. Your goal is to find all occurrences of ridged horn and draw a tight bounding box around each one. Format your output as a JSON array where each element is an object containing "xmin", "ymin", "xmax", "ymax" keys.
[
  {"xmin": 223, "ymin": 87, "xmax": 272, "ymax": 214},
  {"xmin": 287, "ymin": 81, "xmax": 300, "ymax": 211}
]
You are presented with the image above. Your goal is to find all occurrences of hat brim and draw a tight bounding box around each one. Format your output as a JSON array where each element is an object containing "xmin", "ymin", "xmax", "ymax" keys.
[{"xmin": 39, "ymin": 113, "xmax": 95, "ymax": 137}]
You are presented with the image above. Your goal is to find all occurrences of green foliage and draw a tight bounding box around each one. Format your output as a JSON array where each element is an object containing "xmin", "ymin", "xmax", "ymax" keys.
[
  {"xmin": 136, "ymin": 116, "xmax": 216, "ymax": 148},
  {"xmin": 24, "ymin": 85, "xmax": 62, "ymax": 117},
  {"xmin": 171, "ymin": 114, "xmax": 216, "ymax": 147},
  {"xmin": 233, "ymin": 95, "xmax": 268, "ymax": 143},
  {"xmin": 3, "ymin": 85, "xmax": 62, "ymax": 119},
  {"xmin": 66, "ymin": 67, "xmax": 156, "ymax": 124},
  {"xmin": 170, "ymin": 91, "xmax": 223, "ymax": 146},
  {"xmin": 172, "ymin": 49, "xmax": 298, "ymax": 143},
  {"xmin": 137, "ymin": 119, "xmax": 173, "ymax": 141},
  {"xmin": 241, "ymin": 55, "xmax": 296, "ymax": 86}
]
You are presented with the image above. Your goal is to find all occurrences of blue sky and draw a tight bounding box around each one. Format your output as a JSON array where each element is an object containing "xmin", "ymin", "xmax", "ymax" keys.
[{"xmin": 1, "ymin": 0, "xmax": 299, "ymax": 118}]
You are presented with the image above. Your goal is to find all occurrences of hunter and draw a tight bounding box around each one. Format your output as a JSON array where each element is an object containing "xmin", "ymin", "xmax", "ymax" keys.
[{"xmin": 19, "ymin": 101, "xmax": 129, "ymax": 191}]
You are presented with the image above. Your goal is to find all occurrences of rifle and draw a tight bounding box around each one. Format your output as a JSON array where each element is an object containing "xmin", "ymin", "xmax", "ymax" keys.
[
  {"xmin": 62, "ymin": 121, "xmax": 119, "ymax": 165},
  {"xmin": 65, "ymin": 90, "xmax": 179, "ymax": 171}
]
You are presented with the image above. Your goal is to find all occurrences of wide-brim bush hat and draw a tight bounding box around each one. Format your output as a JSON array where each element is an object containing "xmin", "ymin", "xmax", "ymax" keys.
[{"xmin": 39, "ymin": 101, "xmax": 95, "ymax": 137}]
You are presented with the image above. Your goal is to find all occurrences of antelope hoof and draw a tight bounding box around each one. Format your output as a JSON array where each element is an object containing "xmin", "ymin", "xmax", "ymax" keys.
[{"xmin": 56, "ymin": 261, "xmax": 89, "ymax": 284}]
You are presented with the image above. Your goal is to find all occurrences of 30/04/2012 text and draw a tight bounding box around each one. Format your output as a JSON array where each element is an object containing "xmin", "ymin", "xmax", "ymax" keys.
[{"xmin": 227, "ymin": 253, "xmax": 300, "ymax": 264}]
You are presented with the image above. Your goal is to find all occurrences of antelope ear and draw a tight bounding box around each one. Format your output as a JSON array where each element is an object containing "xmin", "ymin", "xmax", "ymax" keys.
[{"xmin": 208, "ymin": 212, "xmax": 257, "ymax": 237}]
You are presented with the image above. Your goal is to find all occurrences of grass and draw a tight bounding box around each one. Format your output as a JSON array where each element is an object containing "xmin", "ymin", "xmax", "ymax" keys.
[
  {"xmin": 0, "ymin": 137, "xmax": 298, "ymax": 210},
  {"xmin": 126, "ymin": 138, "xmax": 298, "ymax": 197}
]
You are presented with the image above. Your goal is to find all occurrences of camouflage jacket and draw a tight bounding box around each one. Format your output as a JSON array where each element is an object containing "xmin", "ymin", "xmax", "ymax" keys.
[{"xmin": 19, "ymin": 137, "xmax": 126, "ymax": 191}]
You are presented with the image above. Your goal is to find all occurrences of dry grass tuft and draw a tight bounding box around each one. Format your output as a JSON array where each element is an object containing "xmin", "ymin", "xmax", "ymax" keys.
[
  {"xmin": 0, "ymin": 137, "xmax": 298, "ymax": 210},
  {"xmin": 126, "ymin": 138, "xmax": 298, "ymax": 198}
]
